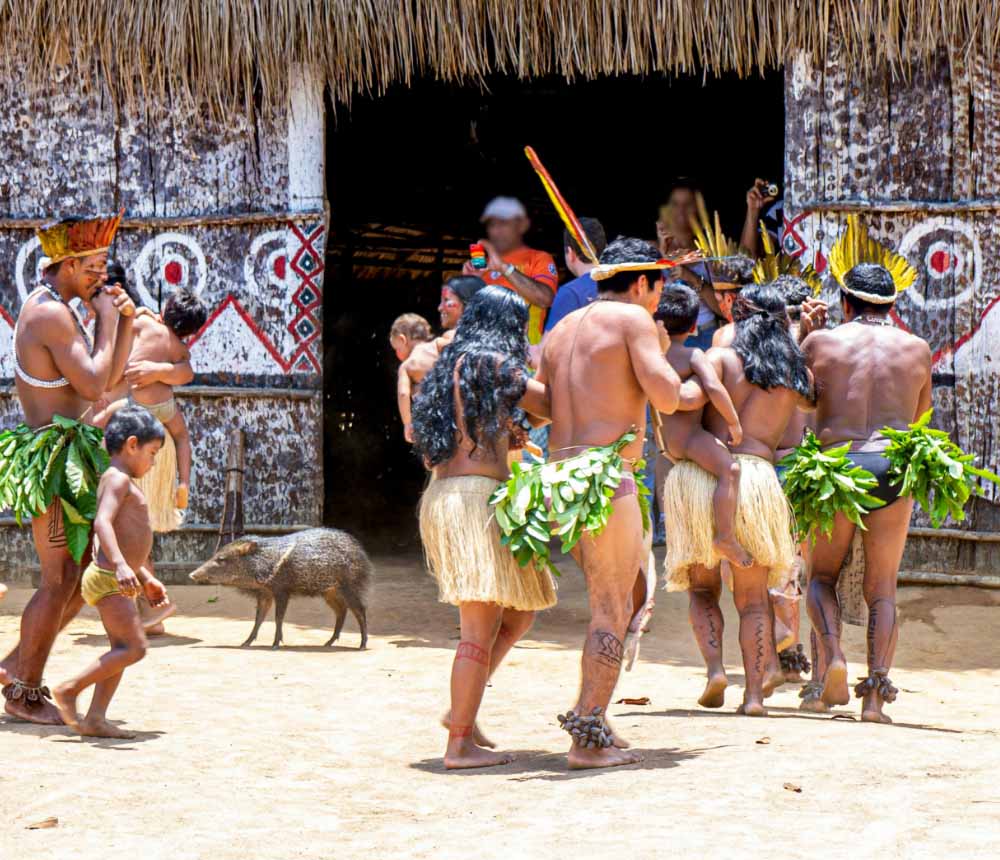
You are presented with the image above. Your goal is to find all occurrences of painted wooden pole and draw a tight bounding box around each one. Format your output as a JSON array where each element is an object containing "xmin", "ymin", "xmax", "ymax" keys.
[{"xmin": 216, "ymin": 429, "xmax": 246, "ymax": 552}]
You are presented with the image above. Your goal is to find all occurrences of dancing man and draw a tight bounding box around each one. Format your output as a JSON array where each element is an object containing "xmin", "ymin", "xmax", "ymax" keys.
[
  {"xmin": 0, "ymin": 213, "xmax": 135, "ymax": 724},
  {"xmin": 536, "ymin": 237, "xmax": 684, "ymax": 767},
  {"xmin": 411, "ymin": 286, "xmax": 555, "ymax": 769},
  {"xmin": 801, "ymin": 259, "xmax": 930, "ymax": 722},
  {"xmin": 662, "ymin": 283, "xmax": 814, "ymax": 716}
]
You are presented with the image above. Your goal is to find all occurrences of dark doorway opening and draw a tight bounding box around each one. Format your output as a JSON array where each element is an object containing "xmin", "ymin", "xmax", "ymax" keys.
[{"xmin": 324, "ymin": 71, "xmax": 785, "ymax": 548}]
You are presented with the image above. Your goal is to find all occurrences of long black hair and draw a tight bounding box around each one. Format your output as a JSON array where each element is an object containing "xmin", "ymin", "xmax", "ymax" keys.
[
  {"xmin": 411, "ymin": 286, "xmax": 530, "ymax": 466},
  {"xmin": 732, "ymin": 283, "xmax": 812, "ymax": 400}
]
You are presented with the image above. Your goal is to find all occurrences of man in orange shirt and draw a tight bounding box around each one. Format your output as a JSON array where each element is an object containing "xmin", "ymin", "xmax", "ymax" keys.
[{"xmin": 463, "ymin": 197, "xmax": 558, "ymax": 345}]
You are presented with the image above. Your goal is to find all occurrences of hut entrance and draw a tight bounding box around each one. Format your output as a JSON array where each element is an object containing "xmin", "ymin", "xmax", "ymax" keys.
[{"xmin": 324, "ymin": 71, "xmax": 784, "ymax": 547}]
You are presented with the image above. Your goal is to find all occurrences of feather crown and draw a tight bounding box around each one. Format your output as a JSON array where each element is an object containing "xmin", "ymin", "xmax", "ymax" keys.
[
  {"xmin": 828, "ymin": 214, "xmax": 916, "ymax": 303},
  {"xmin": 36, "ymin": 210, "xmax": 124, "ymax": 267},
  {"xmin": 752, "ymin": 222, "xmax": 822, "ymax": 296},
  {"xmin": 690, "ymin": 193, "xmax": 753, "ymax": 289}
]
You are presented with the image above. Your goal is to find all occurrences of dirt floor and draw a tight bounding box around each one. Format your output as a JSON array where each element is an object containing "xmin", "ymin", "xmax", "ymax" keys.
[{"xmin": 2, "ymin": 551, "xmax": 999, "ymax": 859}]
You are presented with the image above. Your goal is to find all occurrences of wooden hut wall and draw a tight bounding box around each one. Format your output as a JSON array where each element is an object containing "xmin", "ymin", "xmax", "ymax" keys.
[
  {"xmin": 0, "ymin": 68, "xmax": 327, "ymax": 581},
  {"xmin": 784, "ymin": 44, "xmax": 1000, "ymax": 527}
]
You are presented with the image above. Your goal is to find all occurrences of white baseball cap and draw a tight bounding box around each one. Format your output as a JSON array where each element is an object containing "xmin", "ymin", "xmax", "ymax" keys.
[{"xmin": 480, "ymin": 196, "xmax": 527, "ymax": 222}]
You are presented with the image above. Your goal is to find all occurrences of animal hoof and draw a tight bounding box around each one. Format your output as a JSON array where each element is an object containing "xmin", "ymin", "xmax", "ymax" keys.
[
  {"xmin": 240, "ymin": 641, "xmax": 253, "ymax": 648},
  {"xmin": 271, "ymin": 644, "xmax": 281, "ymax": 650}
]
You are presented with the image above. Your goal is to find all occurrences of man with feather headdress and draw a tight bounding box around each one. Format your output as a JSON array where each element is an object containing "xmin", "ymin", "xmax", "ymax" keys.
[
  {"xmin": 0, "ymin": 213, "xmax": 136, "ymax": 724},
  {"xmin": 796, "ymin": 216, "xmax": 932, "ymax": 723}
]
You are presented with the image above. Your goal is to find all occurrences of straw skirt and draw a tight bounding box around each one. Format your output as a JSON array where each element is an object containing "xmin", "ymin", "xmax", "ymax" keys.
[
  {"xmin": 419, "ymin": 475, "xmax": 557, "ymax": 611},
  {"xmin": 663, "ymin": 454, "xmax": 794, "ymax": 592},
  {"xmin": 132, "ymin": 397, "xmax": 182, "ymax": 533}
]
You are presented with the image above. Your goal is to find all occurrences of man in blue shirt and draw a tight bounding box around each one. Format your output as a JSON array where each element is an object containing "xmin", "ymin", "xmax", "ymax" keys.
[
  {"xmin": 541, "ymin": 217, "xmax": 607, "ymax": 335},
  {"xmin": 525, "ymin": 218, "xmax": 606, "ymax": 463}
]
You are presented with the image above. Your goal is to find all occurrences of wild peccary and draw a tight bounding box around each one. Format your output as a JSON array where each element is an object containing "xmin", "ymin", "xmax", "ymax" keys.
[{"xmin": 189, "ymin": 528, "xmax": 371, "ymax": 649}]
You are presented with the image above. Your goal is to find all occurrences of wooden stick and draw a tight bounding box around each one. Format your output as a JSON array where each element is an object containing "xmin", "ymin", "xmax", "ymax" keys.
[{"xmin": 215, "ymin": 429, "xmax": 246, "ymax": 553}]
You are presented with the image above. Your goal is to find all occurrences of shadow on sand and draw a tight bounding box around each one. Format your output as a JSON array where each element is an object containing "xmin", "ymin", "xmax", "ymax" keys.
[
  {"xmin": 196, "ymin": 642, "xmax": 363, "ymax": 653},
  {"xmin": 410, "ymin": 744, "xmax": 716, "ymax": 781},
  {"xmin": 624, "ymin": 706, "xmax": 967, "ymax": 734},
  {"xmin": 1, "ymin": 717, "xmax": 164, "ymax": 749},
  {"xmin": 70, "ymin": 632, "xmax": 202, "ymax": 648}
]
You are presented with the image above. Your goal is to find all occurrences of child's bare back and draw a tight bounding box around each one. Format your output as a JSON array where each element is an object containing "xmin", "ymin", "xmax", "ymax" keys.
[
  {"xmin": 127, "ymin": 313, "xmax": 188, "ymax": 407},
  {"xmin": 659, "ymin": 342, "xmax": 712, "ymax": 461},
  {"xmin": 655, "ymin": 285, "xmax": 751, "ymax": 569}
]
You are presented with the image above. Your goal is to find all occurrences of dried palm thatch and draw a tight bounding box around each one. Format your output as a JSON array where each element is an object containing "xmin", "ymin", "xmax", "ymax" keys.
[{"xmin": 0, "ymin": 1, "xmax": 993, "ymax": 119}]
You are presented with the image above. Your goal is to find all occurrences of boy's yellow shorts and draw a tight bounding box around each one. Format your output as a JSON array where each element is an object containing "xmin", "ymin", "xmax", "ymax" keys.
[{"xmin": 80, "ymin": 562, "xmax": 123, "ymax": 607}]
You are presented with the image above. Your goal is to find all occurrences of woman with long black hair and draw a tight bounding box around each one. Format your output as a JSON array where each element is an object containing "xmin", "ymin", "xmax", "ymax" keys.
[
  {"xmin": 663, "ymin": 282, "xmax": 815, "ymax": 717},
  {"xmin": 411, "ymin": 286, "xmax": 555, "ymax": 769}
]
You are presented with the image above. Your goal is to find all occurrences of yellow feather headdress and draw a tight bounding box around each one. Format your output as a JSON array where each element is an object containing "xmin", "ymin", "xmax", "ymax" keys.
[
  {"xmin": 828, "ymin": 214, "xmax": 916, "ymax": 303},
  {"xmin": 690, "ymin": 193, "xmax": 752, "ymax": 289},
  {"xmin": 36, "ymin": 210, "xmax": 124, "ymax": 268},
  {"xmin": 752, "ymin": 222, "xmax": 823, "ymax": 296}
]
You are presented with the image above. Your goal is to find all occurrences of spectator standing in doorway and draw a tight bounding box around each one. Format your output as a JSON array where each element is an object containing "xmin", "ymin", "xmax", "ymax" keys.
[
  {"xmin": 656, "ymin": 179, "xmax": 721, "ymax": 351},
  {"xmin": 464, "ymin": 197, "xmax": 558, "ymax": 346},
  {"xmin": 540, "ymin": 217, "xmax": 607, "ymax": 337}
]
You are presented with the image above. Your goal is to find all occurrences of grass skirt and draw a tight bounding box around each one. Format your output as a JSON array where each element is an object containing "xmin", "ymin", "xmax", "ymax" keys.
[
  {"xmin": 663, "ymin": 454, "xmax": 795, "ymax": 592},
  {"xmin": 419, "ymin": 475, "xmax": 557, "ymax": 611},
  {"xmin": 131, "ymin": 397, "xmax": 182, "ymax": 533},
  {"xmin": 135, "ymin": 429, "xmax": 181, "ymax": 533}
]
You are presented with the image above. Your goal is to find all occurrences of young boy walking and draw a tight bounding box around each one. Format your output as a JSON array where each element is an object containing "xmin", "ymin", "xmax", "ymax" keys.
[{"xmin": 53, "ymin": 406, "xmax": 169, "ymax": 739}]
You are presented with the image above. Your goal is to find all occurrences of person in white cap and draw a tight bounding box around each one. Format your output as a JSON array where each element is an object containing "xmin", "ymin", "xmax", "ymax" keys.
[{"xmin": 463, "ymin": 196, "xmax": 558, "ymax": 345}]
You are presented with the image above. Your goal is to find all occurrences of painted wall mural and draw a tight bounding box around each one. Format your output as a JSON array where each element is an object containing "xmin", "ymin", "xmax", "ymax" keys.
[
  {"xmin": 0, "ymin": 67, "xmax": 327, "ymax": 540},
  {"xmin": 0, "ymin": 218, "xmax": 325, "ymax": 384}
]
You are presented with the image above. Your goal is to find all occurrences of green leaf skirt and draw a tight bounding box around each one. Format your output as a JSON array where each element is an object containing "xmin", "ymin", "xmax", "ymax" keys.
[{"xmin": 0, "ymin": 416, "xmax": 109, "ymax": 562}]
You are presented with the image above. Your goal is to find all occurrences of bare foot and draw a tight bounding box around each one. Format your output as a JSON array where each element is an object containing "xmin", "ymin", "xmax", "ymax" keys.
[
  {"xmin": 568, "ymin": 744, "xmax": 643, "ymax": 770},
  {"xmin": 441, "ymin": 713, "xmax": 496, "ymax": 749},
  {"xmin": 4, "ymin": 697, "xmax": 64, "ymax": 725},
  {"xmin": 861, "ymin": 709, "xmax": 893, "ymax": 724},
  {"xmin": 736, "ymin": 701, "xmax": 768, "ymax": 717},
  {"xmin": 77, "ymin": 716, "xmax": 136, "ymax": 739},
  {"xmin": 822, "ymin": 659, "xmax": 850, "ymax": 706},
  {"xmin": 0, "ymin": 665, "xmax": 10, "ymax": 688},
  {"xmin": 861, "ymin": 693, "xmax": 893, "ymax": 724},
  {"xmin": 142, "ymin": 602, "xmax": 176, "ymax": 634},
  {"xmin": 52, "ymin": 685, "xmax": 81, "ymax": 731},
  {"xmin": 763, "ymin": 667, "xmax": 786, "ymax": 698},
  {"xmin": 799, "ymin": 696, "xmax": 830, "ymax": 713},
  {"xmin": 783, "ymin": 670, "xmax": 804, "ymax": 685},
  {"xmin": 444, "ymin": 741, "xmax": 513, "ymax": 769},
  {"xmin": 713, "ymin": 535, "xmax": 753, "ymax": 569},
  {"xmin": 698, "ymin": 673, "xmax": 728, "ymax": 708}
]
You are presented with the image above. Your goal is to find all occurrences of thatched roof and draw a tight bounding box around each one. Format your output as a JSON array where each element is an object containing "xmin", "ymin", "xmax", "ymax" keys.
[{"xmin": 0, "ymin": 1, "xmax": 992, "ymax": 117}]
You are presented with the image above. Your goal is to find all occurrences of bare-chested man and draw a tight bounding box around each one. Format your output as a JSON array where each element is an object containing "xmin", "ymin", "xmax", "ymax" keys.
[
  {"xmin": 0, "ymin": 213, "xmax": 135, "ymax": 724},
  {"xmin": 537, "ymin": 238, "xmax": 684, "ymax": 768},
  {"xmin": 397, "ymin": 276, "xmax": 485, "ymax": 443},
  {"xmin": 801, "ymin": 262, "xmax": 931, "ymax": 723},
  {"xmin": 411, "ymin": 286, "xmax": 553, "ymax": 769},
  {"xmin": 663, "ymin": 283, "xmax": 814, "ymax": 716}
]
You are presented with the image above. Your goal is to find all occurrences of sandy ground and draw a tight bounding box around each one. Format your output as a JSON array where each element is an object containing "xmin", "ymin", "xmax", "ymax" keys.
[{"xmin": 1, "ymin": 551, "xmax": 999, "ymax": 859}]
